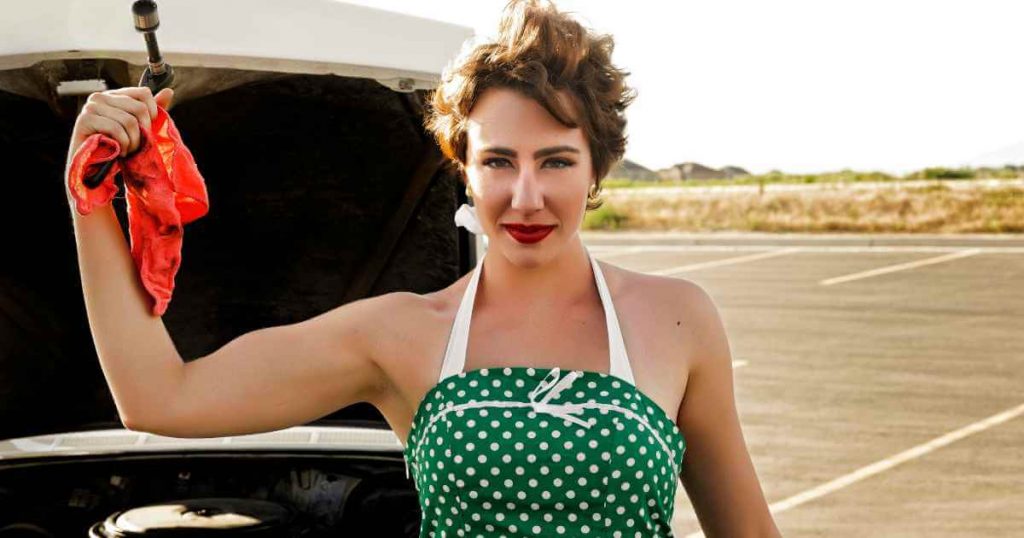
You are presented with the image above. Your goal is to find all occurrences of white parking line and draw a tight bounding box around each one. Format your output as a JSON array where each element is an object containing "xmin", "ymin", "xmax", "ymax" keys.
[
  {"xmin": 590, "ymin": 245, "xmax": 653, "ymax": 259},
  {"xmin": 819, "ymin": 249, "xmax": 981, "ymax": 286},
  {"xmin": 683, "ymin": 400, "xmax": 1024, "ymax": 538},
  {"xmin": 588, "ymin": 245, "xmax": 1024, "ymax": 254},
  {"xmin": 650, "ymin": 248, "xmax": 804, "ymax": 276}
]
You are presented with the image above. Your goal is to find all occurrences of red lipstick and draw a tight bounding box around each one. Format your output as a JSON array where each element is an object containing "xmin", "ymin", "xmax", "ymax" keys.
[{"xmin": 503, "ymin": 224, "xmax": 556, "ymax": 244}]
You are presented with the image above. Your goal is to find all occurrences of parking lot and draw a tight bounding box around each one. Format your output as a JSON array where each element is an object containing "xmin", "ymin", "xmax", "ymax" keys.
[{"xmin": 582, "ymin": 232, "xmax": 1024, "ymax": 537}]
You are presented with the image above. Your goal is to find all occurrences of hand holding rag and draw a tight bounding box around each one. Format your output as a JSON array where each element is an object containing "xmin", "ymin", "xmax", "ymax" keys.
[{"xmin": 66, "ymin": 104, "xmax": 209, "ymax": 317}]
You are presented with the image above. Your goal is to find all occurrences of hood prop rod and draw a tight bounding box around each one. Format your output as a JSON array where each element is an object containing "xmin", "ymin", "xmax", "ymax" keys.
[{"xmin": 84, "ymin": 0, "xmax": 176, "ymax": 189}]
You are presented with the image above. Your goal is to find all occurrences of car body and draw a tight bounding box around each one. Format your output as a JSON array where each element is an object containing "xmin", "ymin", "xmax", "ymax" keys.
[{"xmin": 0, "ymin": 1, "xmax": 476, "ymax": 535}]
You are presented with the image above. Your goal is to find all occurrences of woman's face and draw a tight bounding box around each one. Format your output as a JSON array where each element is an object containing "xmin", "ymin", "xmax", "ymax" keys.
[{"xmin": 464, "ymin": 86, "xmax": 594, "ymax": 268}]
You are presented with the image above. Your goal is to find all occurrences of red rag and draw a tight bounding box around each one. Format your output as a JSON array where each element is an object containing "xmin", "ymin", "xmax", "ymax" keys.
[{"xmin": 67, "ymin": 105, "xmax": 209, "ymax": 317}]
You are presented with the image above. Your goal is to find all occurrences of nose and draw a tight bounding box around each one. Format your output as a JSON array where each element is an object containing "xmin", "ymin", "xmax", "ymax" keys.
[{"xmin": 510, "ymin": 166, "xmax": 544, "ymax": 211}]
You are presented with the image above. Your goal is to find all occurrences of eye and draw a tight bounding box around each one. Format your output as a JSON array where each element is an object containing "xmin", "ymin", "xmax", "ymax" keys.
[
  {"xmin": 544, "ymin": 158, "xmax": 574, "ymax": 169},
  {"xmin": 482, "ymin": 157, "xmax": 575, "ymax": 169},
  {"xmin": 483, "ymin": 157, "xmax": 512, "ymax": 169}
]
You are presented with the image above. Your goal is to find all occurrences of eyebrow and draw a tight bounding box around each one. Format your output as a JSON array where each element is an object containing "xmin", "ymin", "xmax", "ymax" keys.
[{"xmin": 480, "ymin": 145, "xmax": 581, "ymax": 159}]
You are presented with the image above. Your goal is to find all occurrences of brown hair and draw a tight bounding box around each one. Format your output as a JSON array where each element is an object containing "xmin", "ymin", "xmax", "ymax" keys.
[{"xmin": 424, "ymin": 0, "xmax": 636, "ymax": 211}]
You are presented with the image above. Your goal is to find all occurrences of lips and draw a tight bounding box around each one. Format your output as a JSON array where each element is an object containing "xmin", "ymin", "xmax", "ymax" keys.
[
  {"xmin": 503, "ymin": 224, "xmax": 556, "ymax": 244},
  {"xmin": 505, "ymin": 224, "xmax": 555, "ymax": 232}
]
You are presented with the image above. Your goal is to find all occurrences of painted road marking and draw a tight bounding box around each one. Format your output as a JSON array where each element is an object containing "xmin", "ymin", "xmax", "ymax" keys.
[
  {"xmin": 819, "ymin": 249, "xmax": 982, "ymax": 286},
  {"xmin": 590, "ymin": 245, "xmax": 653, "ymax": 259},
  {"xmin": 650, "ymin": 248, "xmax": 804, "ymax": 276},
  {"xmin": 589, "ymin": 245, "xmax": 1024, "ymax": 255},
  {"xmin": 682, "ymin": 400, "xmax": 1024, "ymax": 537}
]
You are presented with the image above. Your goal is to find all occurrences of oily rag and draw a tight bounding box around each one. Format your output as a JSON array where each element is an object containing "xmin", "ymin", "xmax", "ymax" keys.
[{"xmin": 67, "ymin": 104, "xmax": 209, "ymax": 317}]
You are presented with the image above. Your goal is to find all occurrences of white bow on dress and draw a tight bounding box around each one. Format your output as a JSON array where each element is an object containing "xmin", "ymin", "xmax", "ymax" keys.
[{"xmin": 527, "ymin": 367, "xmax": 593, "ymax": 429}]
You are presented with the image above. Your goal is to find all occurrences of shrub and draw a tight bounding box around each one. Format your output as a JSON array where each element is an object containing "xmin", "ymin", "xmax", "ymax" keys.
[{"xmin": 583, "ymin": 204, "xmax": 630, "ymax": 229}]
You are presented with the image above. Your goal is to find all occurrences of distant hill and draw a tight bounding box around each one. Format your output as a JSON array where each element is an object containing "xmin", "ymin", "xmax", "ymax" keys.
[
  {"xmin": 609, "ymin": 158, "xmax": 659, "ymax": 180},
  {"xmin": 657, "ymin": 162, "xmax": 750, "ymax": 180},
  {"xmin": 721, "ymin": 165, "xmax": 751, "ymax": 178}
]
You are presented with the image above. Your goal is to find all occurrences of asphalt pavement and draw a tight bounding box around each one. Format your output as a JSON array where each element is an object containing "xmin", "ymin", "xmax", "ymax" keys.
[{"xmin": 583, "ymin": 232, "xmax": 1024, "ymax": 537}]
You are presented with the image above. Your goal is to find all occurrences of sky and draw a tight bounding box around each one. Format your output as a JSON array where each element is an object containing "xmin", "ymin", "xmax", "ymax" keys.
[{"xmin": 345, "ymin": 0, "xmax": 1024, "ymax": 175}]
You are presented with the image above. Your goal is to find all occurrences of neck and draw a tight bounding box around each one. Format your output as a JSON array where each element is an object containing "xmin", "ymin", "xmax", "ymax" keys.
[{"xmin": 477, "ymin": 236, "xmax": 596, "ymax": 313}]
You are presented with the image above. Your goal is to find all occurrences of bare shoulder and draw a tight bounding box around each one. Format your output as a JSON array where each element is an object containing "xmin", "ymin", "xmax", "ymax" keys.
[
  {"xmin": 348, "ymin": 283, "xmax": 470, "ymax": 429},
  {"xmin": 362, "ymin": 282, "xmax": 466, "ymax": 362},
  {"xmin": 598, "ymin": 259, "xmax": 719, "ymax": 324},
  {"xmin": 315, "ymin": 290, "xmax": 431, "ymax": 338},
  {"xmin": 350, "ymin": 290, "xmax": 450, "ymax": 361},
  {"xmin": 300, "ymin": 290, "xmax": 437, "ymax": 371},
  {"xmin": 596, "ymin": 260, "xmax": 728, "ymax": 371}
]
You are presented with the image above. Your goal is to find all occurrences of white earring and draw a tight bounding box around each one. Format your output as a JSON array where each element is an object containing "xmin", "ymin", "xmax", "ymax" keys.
[{"xmin": 455, "ymin": 203, "xmax": 485, "ymax": 235}]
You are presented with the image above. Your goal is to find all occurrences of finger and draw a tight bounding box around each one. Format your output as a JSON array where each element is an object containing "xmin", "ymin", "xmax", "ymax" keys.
[
  {"xmin": 91, "ymin": 101, "xmax": 142, "ymax": 156},
  {"xmin": 105, "ymin": 93, "xmax": 152, "ymax": 134},
  {"xmin": 106, "ymin": 86, "xmax": 157, "ymax": 120},
  {"xmin": 85, "ymin": 114, "xmax": 133, "ymax": 157},
  {"xmin": 95, "ymin": 90, "xmax": 151, "ymax": 123},
  {"xmin": 155, "ymin": 87, "xmax": 174, "ymax": 110},
  {"xmin": 108, "ymin": 106, "xmax": 142, "ymax": 156}
]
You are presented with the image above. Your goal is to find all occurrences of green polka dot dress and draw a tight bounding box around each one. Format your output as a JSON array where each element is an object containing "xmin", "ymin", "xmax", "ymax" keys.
[{"xmin": 403, "ymin": 244, "xmax": 687, "ymax": 537}]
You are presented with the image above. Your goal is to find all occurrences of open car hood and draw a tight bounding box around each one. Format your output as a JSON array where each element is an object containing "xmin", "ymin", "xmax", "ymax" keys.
[
  {"xmin": 0, "ymin": 1, "xmax": 478, "ymax": 441},
  {"xmin": 0, "ymin": 0, "xmax": 473, "ymax": 97}
]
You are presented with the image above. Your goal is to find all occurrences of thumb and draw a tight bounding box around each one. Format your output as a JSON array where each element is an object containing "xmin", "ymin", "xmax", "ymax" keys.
[{"xmin": 155, "ymin": 87, "xmax": 174, "ymax": 109}]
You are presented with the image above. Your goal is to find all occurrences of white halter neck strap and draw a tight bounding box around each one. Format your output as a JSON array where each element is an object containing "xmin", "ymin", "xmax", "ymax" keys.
[{"xmin": 437, "ymin": 222, "xmax": 636, "ymax": 384}]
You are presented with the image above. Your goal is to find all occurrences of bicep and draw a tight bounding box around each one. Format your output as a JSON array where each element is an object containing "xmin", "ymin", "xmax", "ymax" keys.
[
  {"xmin": 675, "ymin": 283, "xmax": 777, "ymax": 536},
  {"xmin": 149, "ymin": 294, "xmax": 397, "ymax": 438}
]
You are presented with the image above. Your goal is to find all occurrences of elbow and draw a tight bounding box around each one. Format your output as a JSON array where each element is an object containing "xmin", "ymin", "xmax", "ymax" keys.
[
  {"xmin": 120, "ymin": 407, "xmax": 172, "ymax": 436},
  {"xmin": 121, "ymin": 406, "xmax": 196, "ymax": 438},
  {"xmin": 120, "ymin": 413, "xmax": 148, "ymax": 433}
]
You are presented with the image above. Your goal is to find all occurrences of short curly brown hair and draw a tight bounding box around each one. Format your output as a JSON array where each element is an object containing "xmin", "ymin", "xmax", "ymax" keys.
[{"xmin": 424, "ymin": 0, "xmax": 636, "ymax": 211}]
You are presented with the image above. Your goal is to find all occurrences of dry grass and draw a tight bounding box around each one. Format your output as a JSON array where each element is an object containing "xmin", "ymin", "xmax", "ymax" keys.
[{"xmin": 583, "ymin": 184, "xmax": 1024, "ymax": 233}]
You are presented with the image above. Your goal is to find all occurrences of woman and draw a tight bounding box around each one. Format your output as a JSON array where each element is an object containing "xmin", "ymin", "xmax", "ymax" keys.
[{"xmin": 66, "ymin": 0, "xmax": 779, "ymax": 536}]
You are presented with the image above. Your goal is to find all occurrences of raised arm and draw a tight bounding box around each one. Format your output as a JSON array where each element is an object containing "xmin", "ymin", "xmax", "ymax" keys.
[
  {"xmin": 65, "ymin": 86, "xmax": 397, "ymax": 439},
  {"xmin": 65, "ymin": 86, "xmax": 185, "ymax": 430},
  {"xmin": 674, "ymin": 282, "xmax": 781, "ymax": 537}
]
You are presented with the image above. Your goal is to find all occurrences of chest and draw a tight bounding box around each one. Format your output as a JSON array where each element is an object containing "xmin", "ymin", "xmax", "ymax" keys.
[
  {"xmin": 379, "ymin": 273, "xmax": 691, "ymax": 448},
  {"xmin": 462, "ymin": 295, "xmax": 686, "ymax": 426},
  {"xmin": 464, "ymin": 305, "xmax": 612, "ymax": 372}
]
